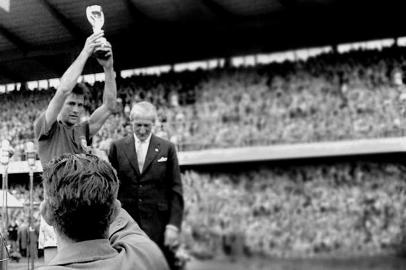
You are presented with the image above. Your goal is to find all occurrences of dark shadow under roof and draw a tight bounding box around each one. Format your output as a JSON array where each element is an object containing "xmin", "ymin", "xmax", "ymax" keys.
[{"xmin": 0, "ymin": 0, "xmax": 405, "ymax": 83}]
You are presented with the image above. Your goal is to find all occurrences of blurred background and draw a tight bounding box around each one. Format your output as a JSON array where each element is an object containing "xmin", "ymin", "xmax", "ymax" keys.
[{"xmin": 1, "ymin": 0, "xmax": 406, "ymax": 269}]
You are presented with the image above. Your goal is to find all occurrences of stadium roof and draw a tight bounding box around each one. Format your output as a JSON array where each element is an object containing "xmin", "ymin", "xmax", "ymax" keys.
[{"xmin": 0, "ymin": 0, "xmax": 406, "ymax": 84}]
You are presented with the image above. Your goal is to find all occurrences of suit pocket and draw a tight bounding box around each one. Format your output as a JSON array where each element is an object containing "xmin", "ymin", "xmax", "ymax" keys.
[{"xmin": 155, "ymin": 160, "xmax": 167, "ymax": 169}]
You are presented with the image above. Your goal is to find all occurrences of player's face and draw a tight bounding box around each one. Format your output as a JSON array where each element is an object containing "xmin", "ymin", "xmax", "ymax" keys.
[
  {"xmin": 132, "ymin": 115, "xmax": 154, "ymax": 142},
  {"xmin": 60, "ymin": 94, "xmax": 85, "ymax": 125}
]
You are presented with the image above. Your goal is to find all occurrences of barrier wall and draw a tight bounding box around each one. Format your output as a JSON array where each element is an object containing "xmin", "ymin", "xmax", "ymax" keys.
[{"xmin": 5, "ymin": 136, "xmax": 406, "ymax": 174}]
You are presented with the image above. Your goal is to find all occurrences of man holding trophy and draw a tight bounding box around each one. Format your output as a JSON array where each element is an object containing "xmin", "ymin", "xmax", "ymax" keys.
[{"xmin": 35, "ymin": 5, "xmax": 117, "ymax": 263}]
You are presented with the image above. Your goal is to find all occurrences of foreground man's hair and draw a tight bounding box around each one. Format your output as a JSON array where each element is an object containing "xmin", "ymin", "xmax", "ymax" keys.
[{"xmin": 42, "ymin": 153, "xmax": 119, "ymax": 241}]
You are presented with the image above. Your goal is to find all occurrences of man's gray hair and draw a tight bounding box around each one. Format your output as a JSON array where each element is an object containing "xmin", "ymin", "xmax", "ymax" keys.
[{"xmin": 130, "ymin": 101, "xmax": 157, "ymax": 122}]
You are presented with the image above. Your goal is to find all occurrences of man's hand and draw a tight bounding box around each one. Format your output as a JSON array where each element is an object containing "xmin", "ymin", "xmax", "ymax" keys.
[
  {"xmin": 82, "ymin": 32, "xmax": 105, "ymax": 58},
  {"xmin": 164, "ymin": 225, "xmax": 180, "ymax": 249},
  {"xmin": 95, "ymin": 42, "xmax": 114, "ymax": 70}
]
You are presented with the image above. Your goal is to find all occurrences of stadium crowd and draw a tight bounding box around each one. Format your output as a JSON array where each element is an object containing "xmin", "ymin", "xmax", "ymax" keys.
[
  {"xmin": 182, "ymin": 162, "xmax": 406, "ymax": 258},
  {"xmin": 3, "ymin": 45, "xmax": 406, "ymax": 259},
  {"xmin": 7, "ymin": 161, "xmax": 406, "ymax": 259},
  {"xmin": 2, "ymin": 45, "xmax": 406, "ymax": 158}
]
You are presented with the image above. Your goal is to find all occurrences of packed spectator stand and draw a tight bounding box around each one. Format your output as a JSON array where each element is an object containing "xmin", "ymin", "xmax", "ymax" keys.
[
  {"xmin": 3, "ymin": 46, "xmax": 406, "ymax": 157},
  {"xmin": 4, "ymin": 45, "xmax": 406, "ymax": 259}
]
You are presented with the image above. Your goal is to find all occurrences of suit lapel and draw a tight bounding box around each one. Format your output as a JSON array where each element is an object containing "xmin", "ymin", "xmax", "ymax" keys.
[
  {"xmin": 123, "ymin": 135, "xmax": 141, "ymax": 175},
  {"xmin": 141, "ymin": 134, "xmax": 160, "ymax": 175}
]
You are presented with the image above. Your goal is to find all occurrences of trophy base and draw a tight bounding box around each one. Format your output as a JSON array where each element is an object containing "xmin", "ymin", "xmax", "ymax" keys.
[{"xmin": 94, "ymin": 48, "xmax": 110, "ymax": 60}]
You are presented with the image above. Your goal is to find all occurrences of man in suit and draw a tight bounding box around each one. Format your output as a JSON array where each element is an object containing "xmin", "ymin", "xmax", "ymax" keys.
[
  {"xmin": 40, "ymin": 153, "xmax": 168, "ymax": 270},
  {"xmin": 108, "ymin": 101, "xmax": 184, "ymax": 270}
]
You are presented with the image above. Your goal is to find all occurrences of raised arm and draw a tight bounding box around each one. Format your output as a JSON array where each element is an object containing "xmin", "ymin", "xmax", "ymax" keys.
[
  {"xmin": 88, "ymin": 42, "xmax": 117, "ymax": 137},
  {"xmin": 45, "ymin": 32, "xmax": 105, "ymax": 126}
]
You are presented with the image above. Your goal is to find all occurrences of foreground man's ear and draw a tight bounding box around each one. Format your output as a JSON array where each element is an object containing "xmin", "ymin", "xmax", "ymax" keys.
[
  {"xmin": 40, "ymin": 200, "xmax": 55, "ymax": 227},
  {"xmin": 109, "ymin": 199, "xmax": 121, "ymax": 224}
]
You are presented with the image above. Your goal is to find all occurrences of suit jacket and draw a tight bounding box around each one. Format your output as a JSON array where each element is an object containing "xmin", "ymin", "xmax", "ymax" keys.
[
  {"xmin": 108, "ymin": 134, "xmax": 184, "ymax": 246},
  {"xmin": 40, "ymin": 208, "xmax": 169, "ymax": 270}
]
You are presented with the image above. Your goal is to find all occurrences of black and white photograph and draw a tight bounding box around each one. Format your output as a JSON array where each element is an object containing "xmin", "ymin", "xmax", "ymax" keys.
[{"xmin": 1, "ymin": 0, "xmax": 406, "ymax": 269}]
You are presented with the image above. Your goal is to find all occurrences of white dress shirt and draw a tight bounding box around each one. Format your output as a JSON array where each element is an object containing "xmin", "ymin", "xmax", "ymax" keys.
[{"xmin": 134, "ymin": 133, "xmax": 152, "ymax": 173}]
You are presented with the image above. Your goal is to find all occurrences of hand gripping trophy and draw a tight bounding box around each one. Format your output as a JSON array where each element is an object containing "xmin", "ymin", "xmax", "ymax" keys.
[{"xmin": 86, "ymin": 5, "xmax": 110, "ymax": 59}]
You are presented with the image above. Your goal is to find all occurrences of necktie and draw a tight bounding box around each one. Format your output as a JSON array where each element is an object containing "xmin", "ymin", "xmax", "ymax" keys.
[{"xmin": 137, "ymin": 141, "xmax": 145, "ymax": 172}]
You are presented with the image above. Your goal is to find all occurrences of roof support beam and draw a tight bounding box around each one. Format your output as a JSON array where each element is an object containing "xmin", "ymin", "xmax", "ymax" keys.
[
  {"xmin": 201, "ymin": 0, "xmax": 237, "ymax": 21},
  {"xmin": 277, "ymin": 0, "xmax": 297, "ymax": 8},
  {"xmin": 36, "ymin": 0, "xmax": 85, "ymax": 41},
  {"xmin": 0, "ymin": 64, "xmax": 26, "ymax": 82},
  {"xmin": 124, "ymin": 0, "xmax": 150, "ymax": 22},
  {"xmin": 0, "ymin": 23, "xmax": 30, "ymax": 52},
  {"xmin": 33, "ymin": 59, "xmax": 62, "ymax": 77},
  {"xmin": 34, "ymin": 56, "xmax": 66, "ymax": 77}
]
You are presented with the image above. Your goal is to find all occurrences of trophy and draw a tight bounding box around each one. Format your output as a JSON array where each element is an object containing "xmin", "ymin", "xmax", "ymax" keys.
[{"xmin": 86, "ymin": 5, "xmax": 109, "ymax": 59}]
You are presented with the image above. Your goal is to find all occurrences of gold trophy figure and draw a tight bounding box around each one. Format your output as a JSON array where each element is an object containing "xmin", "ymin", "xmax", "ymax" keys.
[{"xmin": 86, "ymin": 5, "xmax": 109, "ymax": 59}]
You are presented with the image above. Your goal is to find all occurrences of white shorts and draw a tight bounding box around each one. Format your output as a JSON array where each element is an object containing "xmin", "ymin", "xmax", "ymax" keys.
[{"xmin": 38, "ymin": 216, "xmax": 57, "ymax": 249}]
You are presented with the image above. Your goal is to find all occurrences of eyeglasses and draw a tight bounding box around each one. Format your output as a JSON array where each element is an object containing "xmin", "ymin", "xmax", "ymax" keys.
[{"xmin": 0, "ymin": 232, "xmax": 9, "ymax": 263}]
